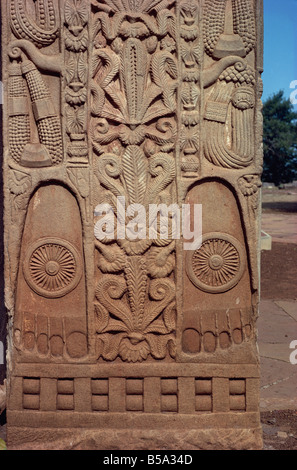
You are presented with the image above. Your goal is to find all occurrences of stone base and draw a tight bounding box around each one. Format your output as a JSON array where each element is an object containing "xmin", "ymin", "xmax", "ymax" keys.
[{"xmin": 7, "ymin": 412, "xmax": 263, "ymax": 450}]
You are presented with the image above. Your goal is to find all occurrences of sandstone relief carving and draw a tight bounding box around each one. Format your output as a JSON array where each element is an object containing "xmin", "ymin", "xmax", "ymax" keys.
[
  {"xmin": 186, "ymin": 233, "xmax": 245, "ymax": 294},
  {"xmin": 2, "ymin": 0, "xmax": 264, "ymax": 450},
  {"xmin": 23, "ymin": 237, "xmax": 83, "ymax": 299},
  {"xmin": 8, "ymin": 0, "xmax": 63, "ymax": 168},
  {"xmin": 64, "ymin": 0, "xmax": 89, "ymax": 162},
  {"xmin": 203, "ymin": 0, "xmax": 256, "ymax": 169}
]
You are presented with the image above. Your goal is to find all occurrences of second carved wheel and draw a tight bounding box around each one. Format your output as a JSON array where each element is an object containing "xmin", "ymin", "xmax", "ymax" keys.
[{"xmin": 186, "ymin": 232, "xmax": 246, "ymax": 293}]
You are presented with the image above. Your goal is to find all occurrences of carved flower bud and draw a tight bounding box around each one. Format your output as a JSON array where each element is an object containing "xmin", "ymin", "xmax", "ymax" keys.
[
  {"xmin": 146, "ymin": 35, "xmax": 158, "ymax": 53},
  {"xmin": 109, "ymin": 142, "xmax": 121, "ymax": 156},
  {"xmin": 143, "ymin": 140, "xmax": 157, "ymax": 157},
  {"xmin": 160, "ymin": 35, "xmax": 176, "ymax": 53},
  {"xmin": 94, "ymin": 32, "xmax": 107, "ymax": 49},
  {"xmin": 111, "ymin": 37, "xmax": 123, "ymax": 54},
  {"xmin": 238, "ymin": 175, "xmax": 261, "ymax": 196}
]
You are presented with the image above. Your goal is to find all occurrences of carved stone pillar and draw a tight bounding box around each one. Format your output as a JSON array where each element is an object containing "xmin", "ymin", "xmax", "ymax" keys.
[{"xmin": 2, "ymin": 0, "xmax": 264, "ymax": 449}]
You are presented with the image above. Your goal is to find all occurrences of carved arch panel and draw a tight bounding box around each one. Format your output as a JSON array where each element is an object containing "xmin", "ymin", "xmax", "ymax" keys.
[{"xmin": 14, "ymin": 184, "xmax": 88, "ymax": 361}]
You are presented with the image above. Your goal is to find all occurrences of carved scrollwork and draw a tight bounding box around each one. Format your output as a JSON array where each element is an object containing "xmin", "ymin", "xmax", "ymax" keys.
[
  {"xmin": 95, "ymin": 269, "xmax": 176, "ymax": 363},
  {"xmin": 91, "ymin": 0, "xmax": 178, "ymax": 363},
  {"xmin": 91, "ymin": 0, "xmax": 178, "ymax": 155}
]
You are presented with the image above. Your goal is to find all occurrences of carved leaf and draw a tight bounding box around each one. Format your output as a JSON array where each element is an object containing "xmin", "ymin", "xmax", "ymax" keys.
[
  {"xmin": 142, "ymin": 278, "xmax": 175, "ymax": 330},
  {"xmin": 78, "ymin": 53, "xmax": 87, "ymax": 84},
  {"xmin": 8, "ymin": 171, "xmax": 31, "ymax": 196},
  {"xmin": 13, "ymin": 194, "xmax": 29, "ymax": 212},
  {"xmin": 65, "ymin": 57, "xmax": 76, "ymax": 85},
  {"xmin": 65, "ymin": 0, "xmax": 76, "ymax": 24},
  {"xmin": 163, "ymin": 301, "xmax": 176, "ymax": 332},
  {"xmin": 76, "ymin": 1, "xmax": 89, "ymax": 25},
  {"xmin": 97, "ymin": 332, "xmax": 127, "ymax": 361},
  {"xmin": 122, "ymin": 146, "xmax": 147, "ymax": 205},
  {"xmin": 93, "ymin": 50, "xmax": 120, "ymax": 88},
  {"xmin": 95, "ymin": 276, "xmax": 134, "ymax": 330},
  {"xmin": 94, "ymin": 303, "xmax": 109, "ymax": 333},
  {"xmin": 147, "ymin": 245, "xmax": 175, "ymax": 278},
  {"xmin": 66, "ymin": 106, "xmax": 86, "ymax": 134},
  {"xmin": 102, "ymin": 319, "xmax": 129, "ymax": 333},
  {"xmin": 146, "ymin": 333, "xmax": 173, "ymax": 359},
  {"xmin": 124, "ymin": 257, "xmax": 147, "ymax": 330},
  {"xmin": 142, "ymin": 102, "xmax": 174, "ymax": 125},
  {"xmin": 101, "ymin": 100, "xmax": 125, "ymax": 123},
  {"xmin": 151, "ymin": 51, "xmax": 177, "ymax": 86},
  {"xmin": 65, "ymin": 0, "xmax": 88, "ymax": 26},
  {"xmin": 181, "ymin": 39, "xmax": 201, "ymax": 65},
  {"xmin": 162, "ymin": 82, "xmax": 178, "ymax": 111},
  {"xmin": 97, "ymin": 153, "xmax": 123, "ymax": 198},
  {"xmin": 121, "ymin": 38, "xmax": 148, "ymax": 123},
  {"xmin": 95, "ymin": 241, "xmax": 126, "ymax": 273},
  {"xmin": 145, "ymin": 153, "xmax": 175, "ymax": 206},
  {"xmin": 104, "ymin": 83, "xmax": 128, "ymax": 118},
  {"xmin": 67, "ymin": 168, "xmax": 89, "ymax": 198},
  {"xmin": 144, "ymin": 319, "xmax": 169, "ymax": 335}
]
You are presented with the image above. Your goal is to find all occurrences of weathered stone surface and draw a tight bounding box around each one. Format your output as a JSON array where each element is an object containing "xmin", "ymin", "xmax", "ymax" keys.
[{"xmin": 2, "ymin": 0, "xmax": 264, "ymax": 450}]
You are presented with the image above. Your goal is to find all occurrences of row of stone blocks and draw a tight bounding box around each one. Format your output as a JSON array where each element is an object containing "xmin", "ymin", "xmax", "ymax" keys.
[{"xmin": 10, "ymin": 374, "xmax": 258, "ymax": 414}]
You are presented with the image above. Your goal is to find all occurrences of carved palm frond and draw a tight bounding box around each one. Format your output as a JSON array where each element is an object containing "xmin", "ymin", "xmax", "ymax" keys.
[
  {"xmin": 121, "ymin": 38, "xmax": 148, "ymax": 124},
  {"xmin": 122, "ymin": 146, "xmax": 148, "ymax": 206},
  {"xmin": 124, "ymin": 257, "xmax": 147, "ymax": 331},
  {"xmin": 145, "ymin": 333, "xmax": 175, "ymax": 359}
]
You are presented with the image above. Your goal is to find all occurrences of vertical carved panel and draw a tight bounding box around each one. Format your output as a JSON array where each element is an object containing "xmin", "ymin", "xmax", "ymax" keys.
[
  {"xmin": 64, "ymin": 0, "xmax": 89, "ymax": 162},
  {"xmin": 91, "ymin": 0, "xmax": 178, "ymax": 363},
  {"xmin": 179, "ymin": 0, "xmax": 201, "ymax": 176}
]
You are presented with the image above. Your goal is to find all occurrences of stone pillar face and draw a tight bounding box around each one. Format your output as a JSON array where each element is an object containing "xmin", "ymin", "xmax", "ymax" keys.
[{"xmin": 2, "ymin": 0, "xmax": 263, "ymax": 449}]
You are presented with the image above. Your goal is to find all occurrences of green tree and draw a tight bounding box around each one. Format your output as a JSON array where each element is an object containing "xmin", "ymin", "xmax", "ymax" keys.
[{"xmin": 262, "ymin": 90, "xmax": 297, "ymax": 186}]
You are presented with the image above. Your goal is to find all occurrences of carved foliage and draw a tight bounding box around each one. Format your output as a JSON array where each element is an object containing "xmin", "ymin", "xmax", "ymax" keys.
[
  {"xmin": 90, "ymin": 1, "xmax": 177, "ymax": 153},
  {"xmin": 238, "ymin": 174, "xmax": 262, "ymax": 221},
  {"xmin": 95, "ymin": 258, "xmax": 176, "ymax": 363},
  {"xmin": 91, "ymin": 0, "xmax": 178, "ymax": 362},
  {"xmin": 179, "ymin": 0, "xmax": 201, "ymax": 175},
  {"xmin": 64, "ymin": 0, "xmax": 89, "ymax": 161},
  {"xmin": 8, "ymin": 169, "xmax": 32, "ymax": 222}
]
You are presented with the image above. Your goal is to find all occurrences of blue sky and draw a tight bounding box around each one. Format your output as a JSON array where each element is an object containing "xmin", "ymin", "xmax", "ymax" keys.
[{"xmin": 263, "ymin": 0, "xmax": 297, "ymax": 108}]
